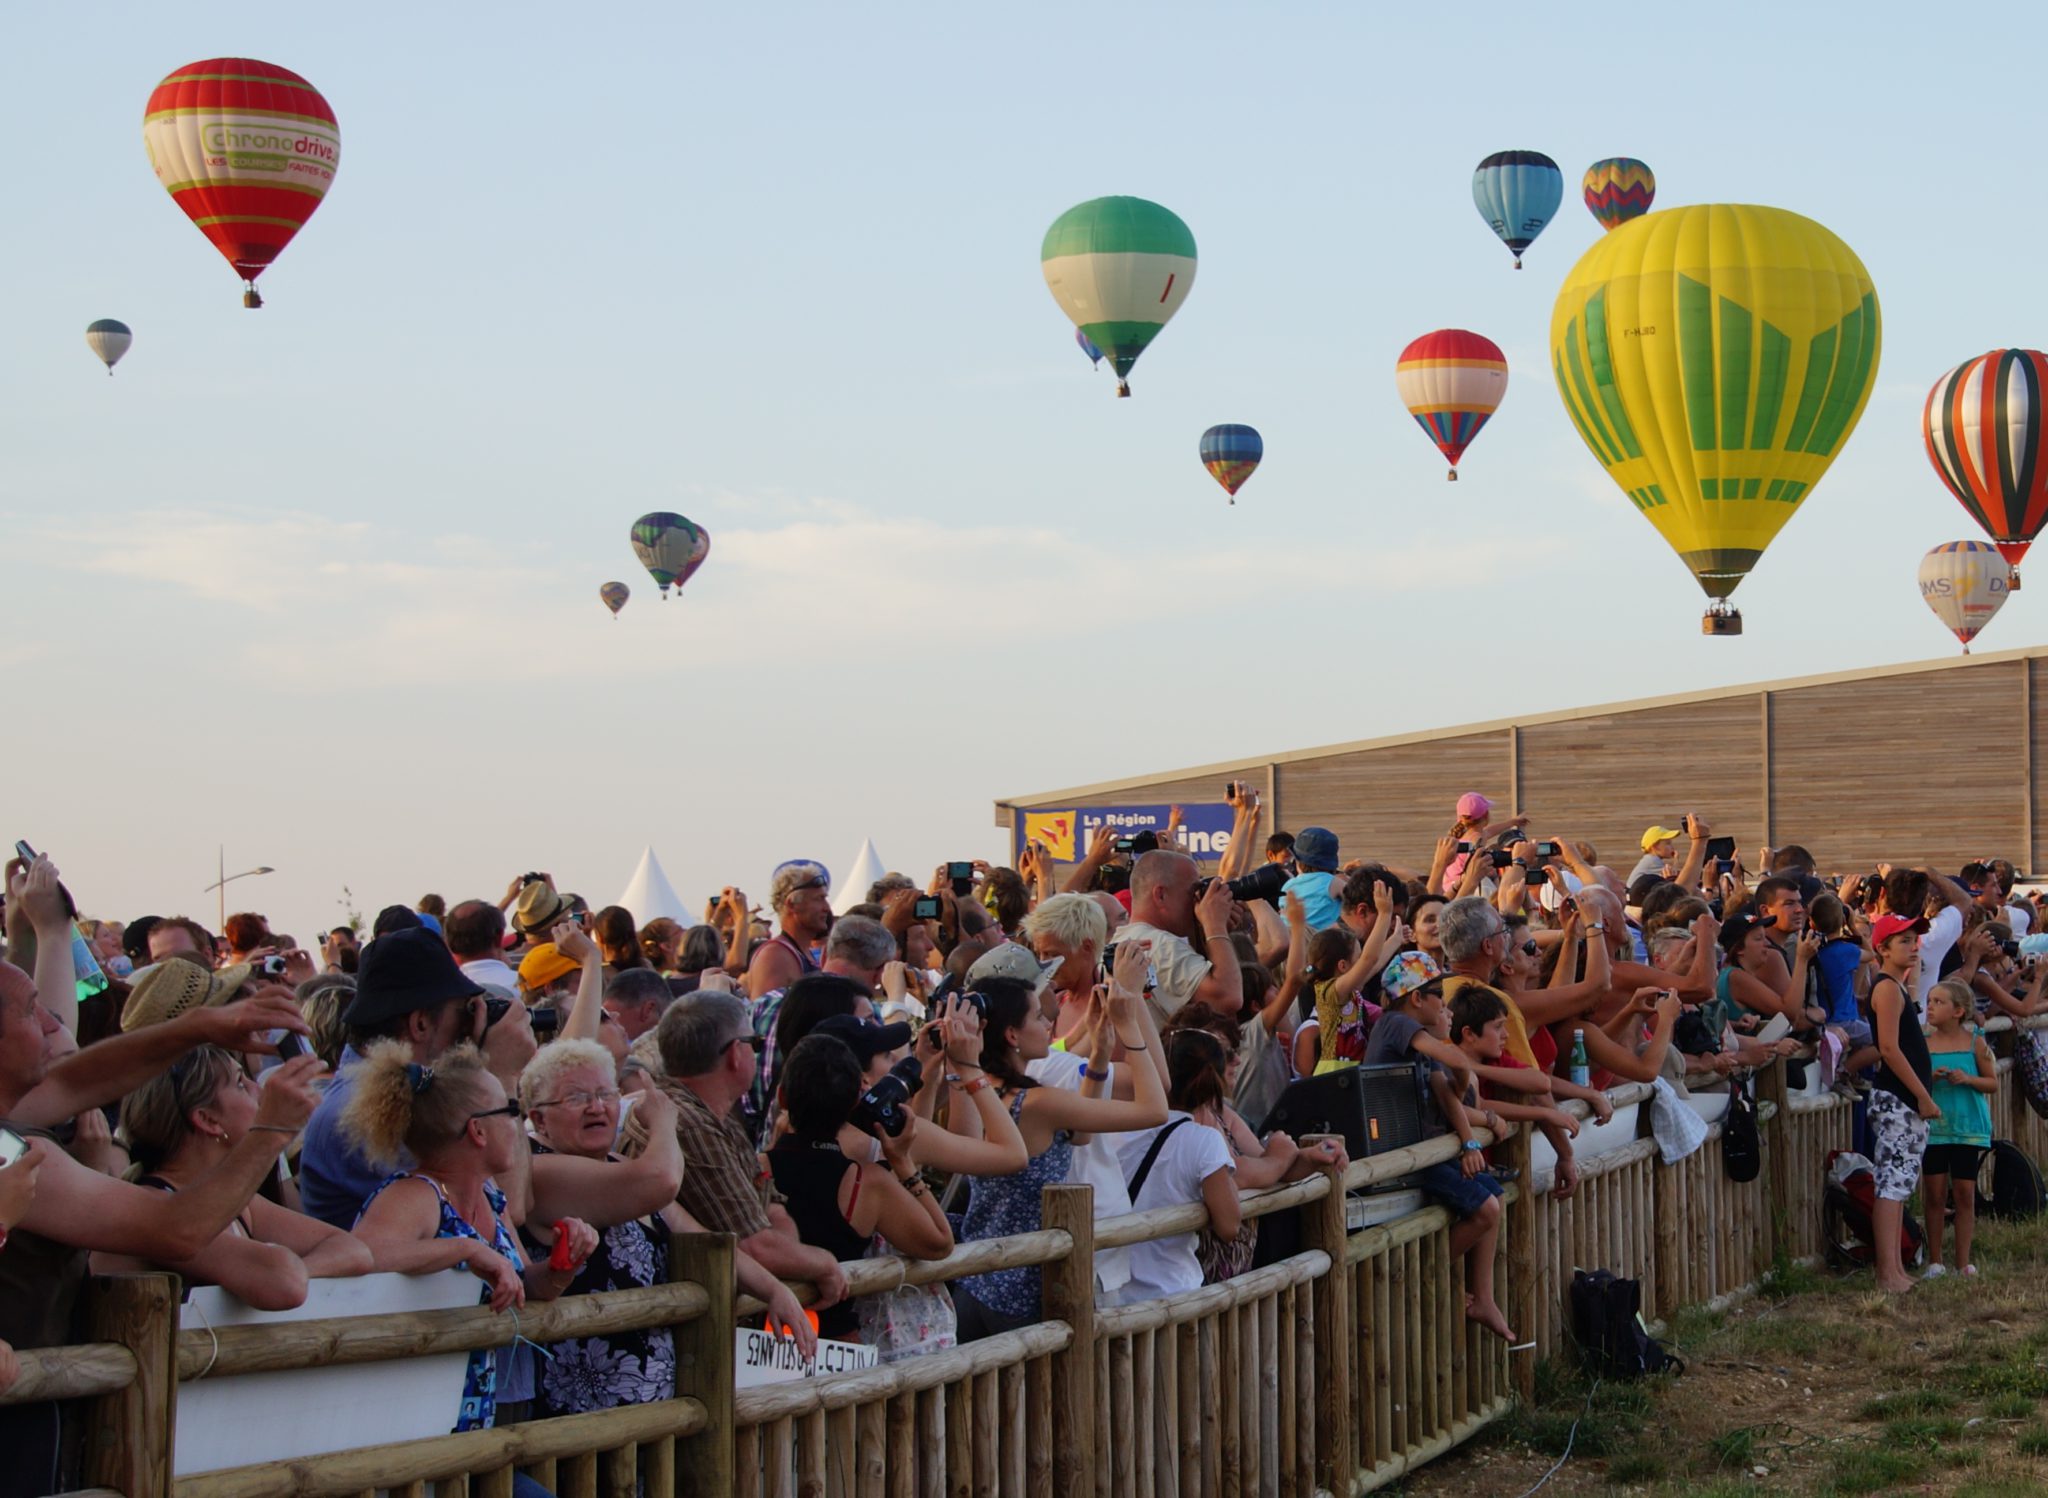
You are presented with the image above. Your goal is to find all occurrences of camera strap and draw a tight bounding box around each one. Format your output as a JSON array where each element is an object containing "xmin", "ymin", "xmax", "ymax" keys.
[{"xmin": 1126, "ymin": 1117, "xmax": 1191, "ymax": 1201}]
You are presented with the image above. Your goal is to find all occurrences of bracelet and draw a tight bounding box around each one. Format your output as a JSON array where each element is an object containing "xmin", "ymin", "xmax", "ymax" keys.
[
  {"xmin": 1204, "ymin": 932, "xmax": 1233, "ymax": 943},
  {"xmin": 947, "ymin": 1073, "xmax": 993, "ymax": 1095},
  {"xmin": 1122, "ymin": 1043, "xmax": 1148, "ymax": 1053},
  {"xmin": 250, "ymin": 1124, "xmax": 300, "ymax": 1136},
  {"xmin": 899, "ymin": 1173, "xmax": 927, "ymax": 1194}
]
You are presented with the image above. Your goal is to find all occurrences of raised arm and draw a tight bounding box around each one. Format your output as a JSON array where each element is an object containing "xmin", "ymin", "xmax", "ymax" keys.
[
  {"xmin": 1673, "ymin": 814, "xmax": 1710, "ymax": 891},
  {"xmin": 547, "ymin": 922, "xmax": 607, "ymax": 1043},
  {"xmin": 528, "ymin": 1090, "xmax": 685, "ymax": 1226},
  {"xmin": 1061, "ymin": 827, "xmax": 1117, "ymax": 895}
]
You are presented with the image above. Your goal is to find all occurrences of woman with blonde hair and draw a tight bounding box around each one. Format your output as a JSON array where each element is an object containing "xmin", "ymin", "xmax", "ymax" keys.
[
  {"xmin": 344, "ymin": 1042, "xmax": 599, "ymax": 1435},
  {"xmin": 96, "ymin": 1047, "xmax": 368, "ymax": 1308},
  {"xmin": 518, "ymin": 1037, "xmax": 813, "ymax": 1411}
]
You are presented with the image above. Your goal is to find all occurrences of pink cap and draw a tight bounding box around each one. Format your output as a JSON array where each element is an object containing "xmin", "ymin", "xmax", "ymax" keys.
[{"xmin": 1456, "ymin": 792, "xmax": 1492, "ymax": 821}]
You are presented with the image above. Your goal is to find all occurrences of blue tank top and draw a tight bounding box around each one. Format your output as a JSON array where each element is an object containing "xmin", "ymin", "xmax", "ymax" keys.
[
  {"xmin": 1927, "ymin": 1038, "xmax": 1993, "ymax": 1148},
  {"xmin": 957, "ymin": 1088, "xmax": 1071, "ymax": 1319}
]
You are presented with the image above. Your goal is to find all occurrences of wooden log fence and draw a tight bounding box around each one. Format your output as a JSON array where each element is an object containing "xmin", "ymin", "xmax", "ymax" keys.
[{"xmin": 18, "ymin": 1049, "xmax": 2027, "ymax": 1498}]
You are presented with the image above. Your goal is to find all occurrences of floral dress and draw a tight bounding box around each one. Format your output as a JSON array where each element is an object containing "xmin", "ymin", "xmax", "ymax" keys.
[
  {"xmin": 358, "ymin": 1173, "xmax": 524, "ymax": 1433},
  {"xmin": 520, "ymin": 1145, "xmax": 675, "ymax": 1414},
  {"xmin": 956, "ymin": 1088, "xmax": 1072, "ymax": 1319}
]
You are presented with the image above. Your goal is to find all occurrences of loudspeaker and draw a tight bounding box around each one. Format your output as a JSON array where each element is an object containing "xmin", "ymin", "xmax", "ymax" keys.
[{"xmin": 1259, "ymin": 1062, "xmax": 1429, "ymax": 1176}]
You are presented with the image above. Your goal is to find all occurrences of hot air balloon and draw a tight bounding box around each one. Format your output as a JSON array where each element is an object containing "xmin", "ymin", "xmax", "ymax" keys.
[
  {"xmin": 143, "ymin": 59, "xmax": 340, "ymax": 308},
  {"xmin": 1918, "ymin": 541, "xmax": 2011, "ymax": 654},
  {"xmin": 1199, "ymin": 424, "xmax": 1263, "ymax": 504},
  {"xmin": 1550, "ymin": 204, "xmax": 1880, "ymax": 635},
  {"xmin": 630, "ymin": 513, "xmax": 710, "ymax": 599},
  {"xmin": 1396, "ymin": 331, "xmax": 1507, "ymax": 480},
  {"xmin": 600, "ymin": 581, "xmax": 631, "ymax": 619},
  {"xmin": 1583, "ymin": 158, "xmax": 1655, "ymax": 232},
  {"xmin": 1923, "ymin": 349, "xmax": 2048, "ymax": 589},
  {"xmin": 1076, "ymin": 329, "xmax": 1104, "ymax": 369},
  {"xmin": 1473, "ymin": 151, "xmax": 1562, "ymax": 269},
  {"xmin": 1041, "ymin": 196, "xmax": 1196, "ymax": 397},
  {"xmin": 85, "ymin": 320, "xmax": 132, "ymax": 375}
]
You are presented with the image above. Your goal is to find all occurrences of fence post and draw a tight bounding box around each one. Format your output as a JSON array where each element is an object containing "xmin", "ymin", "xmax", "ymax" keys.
[
  {"xmin": 1303, "ymin": 1135, "xmax": 1353, "ymax": 1494},
  {"xmin": 81, "ymin": 1272, "xmax": 179, "ymax": 1496},
  {"xmin": 1501, "ymin": 1123, "xmax": 1536, "ymax": 1401},
  {"xmin": 673, "ymin": 1231, "xmax": 736, "ymax": 1496},
  {"xmin": 1041, "ymin": 1183, "xmax": 1097, "ymax": 1498},
  {"xmin": 1758, "ymin": 1058, "xmax": 1791, "ymax": 1272}
]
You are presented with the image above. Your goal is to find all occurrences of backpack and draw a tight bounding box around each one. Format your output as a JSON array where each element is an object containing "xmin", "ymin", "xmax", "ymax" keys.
[
  {"xmin": 2016, "ymin": 1032, "xmax": 2048, "ymax": 1121},
  {"xmin": 1978, "ymin": 1140, "xmax": 2046, "ymax": 1221},
  {"xmin": 1568, "ymin": 1269, "xmax": 1682, "ymax": 1380},
  {"xmin": 1721, "ymin": 1071, "xmax": 1761, "ymax": 1183},
  {"xmin": 1822, "ymin": 1150, "xmax": 1927, "ymax": 1270}
]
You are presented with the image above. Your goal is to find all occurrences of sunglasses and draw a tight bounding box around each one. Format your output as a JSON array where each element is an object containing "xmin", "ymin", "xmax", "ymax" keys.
[
  {"xmin": 726, "ymin": 1033, "xmax": 767, "ymax": 1055},
  {"xmin": 481, "ymin": 996, "xmax": 512, "ymax": 1030},
  {"xmin": 1520, "ymin": 940, "xmax": 1539, "ymax": 956},
  {"xmin": 469, "ymin": 1101, "xmax": 523, "ymax": 1123}
]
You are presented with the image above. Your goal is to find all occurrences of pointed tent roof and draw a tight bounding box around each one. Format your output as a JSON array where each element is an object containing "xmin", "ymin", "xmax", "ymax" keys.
[
  {"xmin": 615, "ymin": 846, "xmax": 691, "ymax": 928},
  {"xmin": 834, "ymin": 838, "xmax": 886, "ymax": 915}
]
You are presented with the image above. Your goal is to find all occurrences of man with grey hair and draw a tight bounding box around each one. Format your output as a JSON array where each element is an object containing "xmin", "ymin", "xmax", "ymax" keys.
[
  {"xmin": 1438, "ymin": 896, "xmax": 1584, "ymax": 1198},
  {"xmin": 655, "ymin": 992, "xmax": 847, "ymax": 1307},
  {"xmin": 746, "ymin": 860, "xmax": 832, "ymax": 999},
  {"xmin": 1120, "ymin": 850, "xmax": 1240, "ymax": 1026},
  {"xmin": 602, "ymin": 967, "xmax": 673, "ymax": 1044}
]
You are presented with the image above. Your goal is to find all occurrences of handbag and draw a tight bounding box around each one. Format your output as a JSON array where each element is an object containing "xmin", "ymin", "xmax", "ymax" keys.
[
  {"xmin": 854, "ymin": 1235, "xmax": 957, "ymax": 1363},
  {"xmin": 1721, "ymin": 1071, "xmax": 1761, "ymax": 1183}
]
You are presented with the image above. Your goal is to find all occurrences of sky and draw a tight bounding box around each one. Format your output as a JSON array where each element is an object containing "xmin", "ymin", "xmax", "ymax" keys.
[{"xmin": 2, "ymin": 3, "xmax": 2043, "ymax": 939}]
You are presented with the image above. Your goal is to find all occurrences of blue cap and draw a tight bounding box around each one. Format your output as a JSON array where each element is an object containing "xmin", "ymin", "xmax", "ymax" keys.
[{"xmin": 1293, "ymin": 827, "xmax": 1339, "ymax": 872}]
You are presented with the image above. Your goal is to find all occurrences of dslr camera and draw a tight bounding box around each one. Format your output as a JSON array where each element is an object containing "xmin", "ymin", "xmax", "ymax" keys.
[{"xmin": 850, "ymin": 1056, "xmax": 926, "ymax": 1138}]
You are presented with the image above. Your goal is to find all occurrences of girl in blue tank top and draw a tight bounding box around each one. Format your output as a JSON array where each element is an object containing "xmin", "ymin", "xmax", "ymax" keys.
[{"xmin": 1922, "ymin": 980, "xmax": 1997, "ymax": 1279}]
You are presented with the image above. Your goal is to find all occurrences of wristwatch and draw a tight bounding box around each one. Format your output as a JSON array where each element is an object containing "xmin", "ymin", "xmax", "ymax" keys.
[{"xmin": 1462, "ymin": 1138, "xmax": 1483, "ymax": 1152}]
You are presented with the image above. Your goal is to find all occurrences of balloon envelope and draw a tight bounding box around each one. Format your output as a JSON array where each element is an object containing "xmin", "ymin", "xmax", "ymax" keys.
[
  {"xmin": 1076, "ymin": 328, "xmax": 1103, "ymax": 368},
  {"xmin": 1923, "ymin": 349, "xmax": 2048, "ymax": 573},
  {"xmin": 1199, "ymin": 424, "xmax": 1263, "ymax": 501},
  {"xmin": 1583, "ymin": 158, "xmax": 1655, "ymax": 231},
  {"xmin": 85, "ymin": 319, "xmax": 132, "ymax": 373},
  {"xmin": 599, "ymin": 581, "xmax": 630, "ymax": 617},
  {"xmin": 1041, "ymin": 196, "xmax": 1196, "ymax": 395},
  {"xmin": 629, "ymin": 513, "xmax": 710, "ymax": 598},
  {"xmin": 1396, "ymin": 330, "xmax": 1507, "ymax": 478},
  {"xmin": 1550, "ymin": 203, "xmax": 1881, "ymax": 605},
  {"xmin": 143, "ymin": 58, "xmax": 339, "ymax": 304},
  {"xmin": 1919, "ymin": 540, "xmax": 2011, "ymax": 650},
  {"xmin": 1473, "ymin": 151, "xmax": 1562, "ymax": 268}
]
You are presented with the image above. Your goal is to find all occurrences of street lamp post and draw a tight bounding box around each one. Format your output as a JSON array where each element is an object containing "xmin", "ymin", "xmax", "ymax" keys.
[{"xmin": 205, "ymin": 846, "xmax": 276, "ymax": 933}]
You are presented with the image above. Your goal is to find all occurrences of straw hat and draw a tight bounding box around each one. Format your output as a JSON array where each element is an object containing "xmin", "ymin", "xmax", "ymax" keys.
[{"xmin": 120, "ymin": 958, "xmax": 253, "ymax": 1032}]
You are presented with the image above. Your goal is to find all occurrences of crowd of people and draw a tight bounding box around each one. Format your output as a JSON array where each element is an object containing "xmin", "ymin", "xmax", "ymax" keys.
[{"xmin": 0, "ymin": 793, "xmax": 2041, "ymax": 1495}]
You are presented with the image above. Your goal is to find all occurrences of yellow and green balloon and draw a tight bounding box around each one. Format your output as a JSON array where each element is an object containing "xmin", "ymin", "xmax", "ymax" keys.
[{"xmin": 1549, "ymin": 204, "xmax": 1880, "ymax": 631}]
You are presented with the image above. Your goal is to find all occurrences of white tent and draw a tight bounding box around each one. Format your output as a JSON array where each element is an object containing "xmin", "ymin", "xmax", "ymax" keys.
[
  {"xmin": 615, "ymin": 846, "xmax": 691, "ymax": 928},
  {"xmin": 834, "ymin": 838, "xmax": 886, "ymax": 915}
]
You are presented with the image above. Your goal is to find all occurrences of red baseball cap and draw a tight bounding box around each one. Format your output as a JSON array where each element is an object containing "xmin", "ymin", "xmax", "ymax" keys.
[{"xmin": 1871, "ymin": 913, "xmax": 1928, "ymax": 948}]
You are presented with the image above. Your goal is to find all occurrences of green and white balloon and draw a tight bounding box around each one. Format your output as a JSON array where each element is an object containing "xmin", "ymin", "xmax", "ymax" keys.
[{"xmin": 1040, "ymin": 196, "xmax": 1195, "ymax": 397}]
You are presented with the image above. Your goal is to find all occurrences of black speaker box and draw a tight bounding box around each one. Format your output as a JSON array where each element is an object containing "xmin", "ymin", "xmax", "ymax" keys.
[{"xmin": 1259, "ymin": 1061, "xmax": 1430, "ymax": 1179}]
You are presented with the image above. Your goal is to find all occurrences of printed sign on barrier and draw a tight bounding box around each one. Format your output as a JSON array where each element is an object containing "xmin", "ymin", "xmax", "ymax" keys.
[{"xmin": 735, "ymin": 1329, "xmax": 881, "ymax": 1388}]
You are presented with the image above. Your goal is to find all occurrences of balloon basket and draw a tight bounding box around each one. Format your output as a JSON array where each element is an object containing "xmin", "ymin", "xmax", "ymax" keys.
[
  {"xmin": 1115, "ymin": 381, "xmax": 1131, "ymax": 399},
  {"xmin": 242, "ymin": 285, "xmax": 263, "ymax": 309},
  {"xmin": 2012, "ymin": 570, "xmax": 2023, "ymax": 592},
  {"xmin": 1512, "ymin": 257, "xmax": 1523, "ymax": 270},
  {"xmin": 1701, "ymin": 605, "xmax": 1743, "ymax": 637},
  {"xmin": 1446, "ymin": 469, "xmax": 1458, "ymax": 482}
]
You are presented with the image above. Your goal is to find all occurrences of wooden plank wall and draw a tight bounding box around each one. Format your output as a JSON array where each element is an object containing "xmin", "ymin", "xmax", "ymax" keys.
[{"xmin": 1015, "ymin": 657, "xmax": 2048, "ymax": 874}]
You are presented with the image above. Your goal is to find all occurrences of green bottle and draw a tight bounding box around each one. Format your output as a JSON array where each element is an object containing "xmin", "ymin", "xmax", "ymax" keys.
[{"xmin": 1569, "ymin": 1028, "xmax": 1590, "ymax": 1089}]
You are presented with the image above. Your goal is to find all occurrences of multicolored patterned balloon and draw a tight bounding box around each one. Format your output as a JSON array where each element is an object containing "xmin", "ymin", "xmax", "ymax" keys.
[
  {"xmin": 143, "ymin": 59, "xmax": 340, "ymax": 308},
  {"xmin": 1396, "ymin": 331, "xmax": 1508, "ymax": 480},
  {"xmin": 1041, "ymin": 196, "xmax": 1196, "ymax": 397},
  {"xmin": 599, "ymin": 581, "xmax": 630, "ymax": 618},
  {"xmin": 629, "ymin": 513, "xmax": 710, "ymax": 599},
  {"xmin": 1472, "ymin": 151, "xmax": 1562, "ymax": 269},
  {"xmin": 1918, "ymin": 540, "xmax": 2011, "ymax": 653},
  {"xmin": 1583, "ymin": 158, "xmax": 1655, "ymax": 232},
  {"xmin": 1923, "ymin": 348, "xmax": 2048, "ymax": 583},
  {"xmin": 1076, "ymin": 328, "xmax": 1103, "ymax": 368},
  {"xmin": 1199, "ymin": 424, "xmax": 1263, "ymax": 504}
]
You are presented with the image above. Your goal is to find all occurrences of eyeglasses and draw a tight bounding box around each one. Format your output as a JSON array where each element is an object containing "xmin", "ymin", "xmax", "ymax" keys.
[
  {"xmin": 533, "ymin": 1088, "xmax": 619, "ymax": 1111},
  {"xmin": 469, "ymin": 1101, "xmax": 524, "ymax": 1123},
  {"xmin": 726, "ymin": 1033, "xmax": 767, "ymax": 1055}
]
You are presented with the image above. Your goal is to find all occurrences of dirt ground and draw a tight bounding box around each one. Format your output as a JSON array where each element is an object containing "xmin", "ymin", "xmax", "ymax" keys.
[{"xmin": 1390, "ymin": 1216, "xmax": 2048, "ymax": 1498}]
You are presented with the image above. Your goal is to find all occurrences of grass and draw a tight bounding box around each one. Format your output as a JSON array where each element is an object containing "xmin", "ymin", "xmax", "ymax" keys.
[
  {"xmin": 2016, "ymin": 1422, "xmax": 2048, "ymax": 1457},
  {"xmin": 1984, "ymin": 1392, "xmax": 2035, "ymax": 1421},
  {"xmin": 1883, "ymin": 1415, "xmax": 1967, "ymax": 1448},
  {"xmin": 1858, "ymin": 1387, "xmax": 1961, "ymax": 1419},
  {"xmin": 1703, "ymin": 1425, "xmax": 1759, "ymax": 1470},
  {"xmin": 1822, "ymin": 1443, "xmax": 1928, "ymax": 1494}
]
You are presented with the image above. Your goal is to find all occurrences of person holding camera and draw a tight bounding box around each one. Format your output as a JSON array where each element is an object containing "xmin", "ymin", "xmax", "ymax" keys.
[{"xmin": 768, "ymin": 1032, "xmax": 954, "ymax": 1339}]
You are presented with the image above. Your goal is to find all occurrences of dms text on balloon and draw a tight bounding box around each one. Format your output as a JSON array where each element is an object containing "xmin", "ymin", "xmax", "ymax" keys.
[{"xmin": 1622, "ymin": 326, "xmax": 1656, "ymax": 338}]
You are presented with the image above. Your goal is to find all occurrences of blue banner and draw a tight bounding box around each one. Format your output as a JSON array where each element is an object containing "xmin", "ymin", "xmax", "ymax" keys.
[{"xmin": 1014, "ymin": 802, "xmax": 1237, "ymax": 865}]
